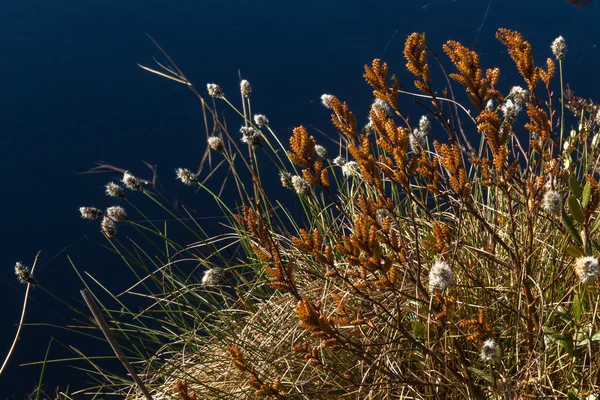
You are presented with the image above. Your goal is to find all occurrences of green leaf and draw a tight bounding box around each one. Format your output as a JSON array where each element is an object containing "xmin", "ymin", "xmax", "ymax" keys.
[
  {"xmin": 566, "ymin": 246, "xmax": 585, "ymax": 258},
  {"xmin": 591, "ymin": 332, "xmax": 600, "ymax": 342},
  {"xmin": 562, "ymin": 210, "xmax": 583, "ymax": 245},
  {"xmin": 467, "ymin": 367, "xmax": 493, "ymax": 384},
  {"xmin": 582, "ymin": 181, "xmax": 592, "ymax": 209},
  {"xmin": 570, "ymin": 175, "xmax": 582, "ymax": 199},
  {"xmin": 573, "ymin": 292, "xmax": 583, "ymax": 320},
  {"xmin": 568, "ymin": 195, "xmax": 586, "ymax": 224}
]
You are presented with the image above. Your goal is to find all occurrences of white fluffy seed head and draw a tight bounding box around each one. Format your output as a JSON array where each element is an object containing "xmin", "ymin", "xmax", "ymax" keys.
[
  {"xmin": 409, "ymin": 129, "xmax": 427, "ymax": 153},
  {"xmin": 480, "ymin": 339, "xmax": 499, "ymax": 363},
  {"xmin": 418, "ymin": 115, "xmax": 431, "ymax": 135},
  {"xmin": 509, "ymin": 86, "xmax": 529, "ymax": 106},
  {"xmin": 101, "ymin": 216, "xmax": 117, "ymax": 238},
  {"xmin": 240, "ymin": 80, "xmax": 251, "ymax": 97},
  {"xmin": 429, "ymin": 260, "xmax": 453, "ymax": 292},
  {"xmin": 207, "ymin": 136, "xmax": 224, "ymax": 153},
  {"xmin": 321, "ymin": 94, "xmax": 334, "ymax": 109},
  {"xmin": 485, "ymin": 99, "xmax": 494, "ymax": 111},
  {"xmin": 122, "ymin": 171, "xmax": 144, "ymax": 191},
  {"xmin": 314, "ymin": 144, "xmax": 328, "ymax": 158},
  {"xmin": 14, "ymin": 262, "xmax": 36, "ymax": 285},
  {"xmin": 372, "ymin": 98, "xmax": 391, "ymax": 117},
  {"xmin": 542, "ymin": 190, "xmax": 562, "ymax": 214},
  {"xmin": 240, "ymin": 126, "xmax": 262, "ymax": 147},
  {"xmin": 80, "ymin": 207, "xmax": 103, "ymax": 220},
  {"xmin": 106, "ymin": 205, "xmax": 127, "ymax": 221},
  {"xmin": 207, "ymin": 83, "xmax": 224, "ymax": 98},
  {"xmin": 291, "ymin": 175, "xmax": 311, "ymax": 196},
  {"xmin": 201, "ymin": 267, "xmax": 225, "ymax": 286},
  {"xmin": 500, "ymin": 99, "xmax": 521, "ymax": 123},
  {"xmin": 575, "ymin": 256, "xmax": 600, "ymax": 283},
  {"xmin": 105, "ymin": 182, "xmax": 125, "ymax": 199},
  {"xmin": 253, "ymin": 114, "xmax": 269, "ymax": 128},
  {"xmin": 333, "ymin": 156, "xmax": 346, "ymax": 167},
  {"xmin": 342, "ymin": 161, "xmax": 359, "ymax": 177},
  {"xmin": 175, "ymin": 168, "xmax": 198, "ymax": 185},
  {"xmin": 280, "ymin": 171, "xmax": 293, "ymax": 189},
  {"xmin": 551, "ymin": 36, "xmax": 567, "ymax": 61}
]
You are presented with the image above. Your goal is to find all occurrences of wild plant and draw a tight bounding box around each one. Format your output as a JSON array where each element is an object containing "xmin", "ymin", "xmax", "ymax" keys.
[{"xmin": 13, "ymin": 28, "xmax": 600, "ymax": 399}]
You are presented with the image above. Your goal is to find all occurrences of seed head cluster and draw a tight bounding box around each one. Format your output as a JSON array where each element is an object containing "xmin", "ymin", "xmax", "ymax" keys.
[
  {"xmin": 429, "ymin": 260, "xmax": 453, "ymax": 292},
  {"xmin": 101, "ymin": 216, "xmax": 117, "ymax": 238},
  {"xmin": 176, "ymin": 168, "xmax": 198, "ymax": 185},
  {"xmin": 574, "ymin": 256, "xmax": 600, "ymax": 283},
  {"xmin": 207, "ymin": 83, "xmax": 224, "ymax": 98},
  {"xmin": 542, "ymin": 190, "xmax": 562, "ymax": 214},
  {"xmin": 480, "ymin": 339, "xmax": 499, "ymax": 363},
  {"xmin": 280, "ymin": 171, "xmax": 293, "ymax": 189},
  {"xmin": 240, "ymin": 126, "xmax": 262, "ymax": 147},
  {"xmin": 207, "ymin": 136, "xmax": 225, "ymax": 153},
  {"xmin": 291, "ymin": 175, "xmax": 311, "ymax": 196},
  {"xmin": 122, "ymin": 171, "xmax": 144, "ymax": 191},
  {"xmin": 240, "ymin": 80, "xmax": 251, "ymax": 97},
  {"xmin": 314, "ymin": 144, "xmax": 328, "ymax": 158},
  {"xmin": 105, "ymin": 182, "xmax": 125, "ymax": 199},
  {"xmin": 342, "ymin": 161, "xmax": 360, "ymax": 177},
  {"xmin": 201, "ymin": 267, "xmax": 224, "ymax": 287},
  {"xmin": 106, "ymin": 205, "xmax": 127, "ymax": 221},
  {"xmin": 253, "ymin": 114, "xmax": 269, "ymax": 128},
  {"xmin": 321, "ymin": 94, "xmax": 334, "ymax": 109},
  {"xmin": 14, "ymin": 262, "xmax": 37, "ymax": 285},
  {"xmin": 500, "ymin": 99, "xmax": 521, "ymax": 123},
  {"xmin": 80, "ymin": 207, "xmax": 103, "ymax": 220},
  {"xmin": 551, "ymin": 36, "xmax": 567, "ymax": 61}
]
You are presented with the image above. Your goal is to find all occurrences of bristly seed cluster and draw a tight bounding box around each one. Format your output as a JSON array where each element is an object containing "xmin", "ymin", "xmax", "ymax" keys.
[
  {"xmin": 122, "ymin": 171, "xmax": 144, "ymax": 191},
  {"xmin": 105, "ymin": 182, "xmax": 125, "ymax": 199},
  {"xmin": 480, "ymin": 339, "xmax": 499, "ymax": 363},
  {"xmin": 240, "ymin": 80, "xmax": 251, "ymax": 98},
  {"xmin": 80, "ymin": 207, "xmax": 103, "ymax": 220},
  {"xmin": 176, "ymin": 168, "xmax": 198, "ymax": 185},
  {"xmin": 14, "ymin": 262, "xmax": 37, "ymax": 285},
  {"xmin": 429, "ymin": 259, "xmax": 453, "ymax": 292},
  {"xmin": 551, "ymin": 36, "xmax": 567, "ymax": 61},
  {"xmin": 542, "ymin": 190, "xmax": 562, "ymax": 214},
  {"xmin": 207, "ymin": 136, "xmax": 225, "ymax": 153},
  {"xmin": 201, "ymin": 267, "xmax": 224, "ymax": 286},
  {"xmin": 207, "ymin": 83, "xmax": 224, "ymax": 98},
  {"xmin": 575, "ymin": 256, "xmax": 600, "ymax": 283}
]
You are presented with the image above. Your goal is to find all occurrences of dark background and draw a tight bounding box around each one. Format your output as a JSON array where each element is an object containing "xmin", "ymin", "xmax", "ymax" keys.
[{"xmin": 1, "ymin": 0, "xmax": 598, "ymax": 397}]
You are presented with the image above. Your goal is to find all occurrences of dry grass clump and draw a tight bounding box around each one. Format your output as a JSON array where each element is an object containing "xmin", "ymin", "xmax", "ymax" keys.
[{"xmin": 35, "ymin": 28, "xmax": 600, "ymax": 399}]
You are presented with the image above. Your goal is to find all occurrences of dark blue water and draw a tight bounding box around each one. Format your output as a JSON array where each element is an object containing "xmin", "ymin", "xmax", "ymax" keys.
[{"xmin": 1, "ymin": 0, "xmax": 598, "ymax": 397}]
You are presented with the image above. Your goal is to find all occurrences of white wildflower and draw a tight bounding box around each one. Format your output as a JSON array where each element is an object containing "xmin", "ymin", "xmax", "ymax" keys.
[
  {"xmin": 14, "ymin": 262, "xmax": 36, "ymax": 285},
  {"xmin": 314, "ymin": 145, "xmax": 328, "ymax": 158},
  {"xmin": 551, "ymin": 36, "xmax": 567, "ymax": 61},
  {"xmin": 575, "ymin": 256, "xmax": 600, "ymax": 283},
  {"xmin": 175, "ymin": 168, "xmax": 198, "ymax": 185},
  {"xmin": 201, "ymin": 267, "xmax": 224, "ymax": 286},
  {"xmin": 542, "ymin": 190, "xmax": 562, "ymax": 214},
  {"xmin": 207, "ymin": 136, "xmax": 225, "ymax": 153},
  {"xmin": 480, "ymin": 339, "xmax": 499, "ymax": 363},
  {"xmin": 429, "ymin": 260, "xmax": 453, "ymax": 291},
  {"xmin": 207, "ymin": 83, "xmax": 224, "ymax": 98},
  {"xmin": 240, "ymin": 80, "xmax": 251, "ymax": 97},
  {"xmin": 80, "ymin": 207, "xmax": 103, "ymax": 220},
  {"xmin": 254, "ymin": 114, "xmax": 269, "ymax": 128},
  {"xmin": 105, "ymin": 182, "xmax": 125, "ymax": 199},
  {"xmin": 106, "ymin": 205, "xmax": 127, "ymax": 221},
  {"xmin": 291, "ymin": 175, "xmax": 311, "ymax": 196},
  {"xmin": 101, "ymin": 216, "xmax": 117, "ymax": 238},
  {"xmin": 321, "ymin": 94, "xmax": 334, "ymax": 109},
  {"xmin": 122, "ymin": 171, "xmax": 144, "ymax": 191}
]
